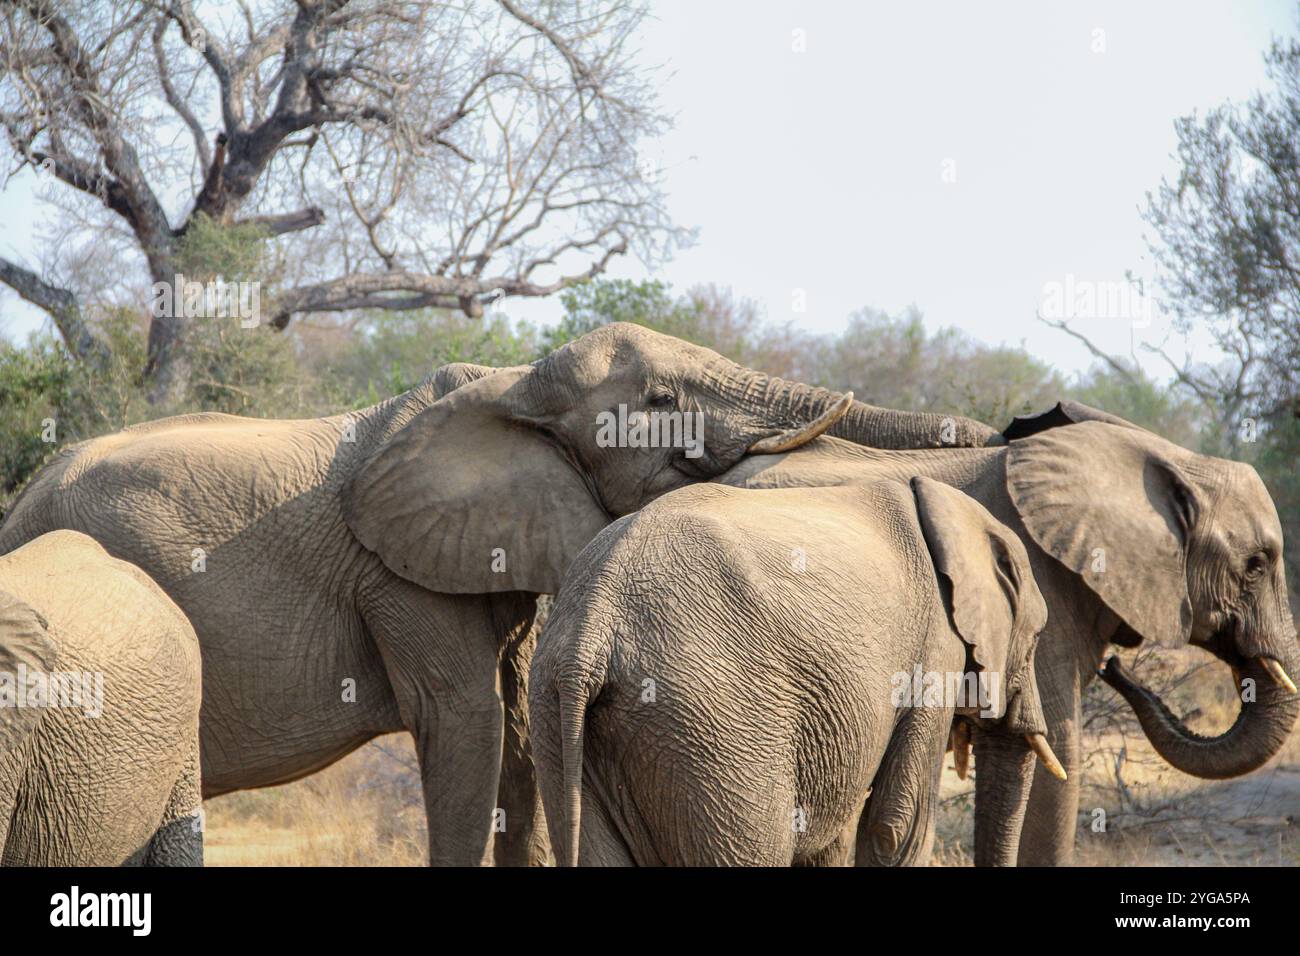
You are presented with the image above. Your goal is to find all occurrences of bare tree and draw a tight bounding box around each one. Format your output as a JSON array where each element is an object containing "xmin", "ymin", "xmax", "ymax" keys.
[{"xmin": 0, "ymin": 0, "xmax": 680, "ymax": 401}]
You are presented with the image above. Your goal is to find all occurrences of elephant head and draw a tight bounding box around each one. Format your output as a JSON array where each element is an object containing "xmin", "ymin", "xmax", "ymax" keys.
[
  {"xmin": 429, "ymin": 339, "xmax": 1003, "ymax": 448},
  {"xmin": 0, "ymin": 589, "xmax": 56, "ymax": 757},
  {"xmin": 1006, "ymin": 416, "xmax": 1300, "ymax": 779},
  {"xmin": 911, "ymin": 476, "xmax": 1060, "ymax": 865},
  {"xmin": 344, "ymin": 322, "xmax": 858, "ymax": 594}
]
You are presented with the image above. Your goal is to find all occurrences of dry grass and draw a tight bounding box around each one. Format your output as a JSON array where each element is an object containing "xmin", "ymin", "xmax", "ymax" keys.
[{"xmin": 202, "ymin": 734, "xmax": 426, "ymax": 866}]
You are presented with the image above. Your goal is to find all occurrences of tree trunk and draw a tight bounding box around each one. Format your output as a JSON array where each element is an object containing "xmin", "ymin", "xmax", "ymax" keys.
[
  {"xmin": 144, "ymin": 312, "xmax": 192, "ymax": 406},
  {"xmin": 142, "ymin": 253, "xmax": 192, "ymax": 406}
]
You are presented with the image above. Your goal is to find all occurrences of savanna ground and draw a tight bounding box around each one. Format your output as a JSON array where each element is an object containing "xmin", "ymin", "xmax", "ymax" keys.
[
  {"xmin": 935, "ymin": 647, "xmax": 1300, "ymax": 867},
  {"xmin": 202, "ymin": 641, "xmax": 1298, "ymax": 866}
]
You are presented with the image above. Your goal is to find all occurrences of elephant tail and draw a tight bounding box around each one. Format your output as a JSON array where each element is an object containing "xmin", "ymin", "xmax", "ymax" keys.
[
  {"xmin": 558, "ymin": 678, "xmax": 587, "ymax": 867},
  {"xmin": 554, "ymin": 631, "xmax": 612, "ymax": 868}
]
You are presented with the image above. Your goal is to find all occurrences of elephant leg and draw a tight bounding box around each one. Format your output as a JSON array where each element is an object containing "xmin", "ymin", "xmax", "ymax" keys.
[
  {"xmin": 142, "ymin": 734, "xmax": 204, "ymax": 866},
  {"xmin": 362, "ymin": 580, "xmax": 509, "ymax": 866},
  {"xmin": 141, "ymin": 817, "xmax": 204, "ymax": 866},
  {"xmin": 0, "ymin": 753, "xmax": 17, "ymax": 860},
  {"xmin": 494, "ymin": 605, "xmax": 552, "ymax": 867},
  {"xmin": 855, "ymin": 704, "xmax": 952, "ymax": 866},
  {"xmin": 575, "ymin": 781, "xmax": 636, "ymax": 867},
  {"xmin": 796, "ymin": 815, "xmax": 861, "ymax": 867},
  {"xmin": 416, "ymin": 695, "xmax": 505, "ymax": 866},
  {"xmin": 1016, "ymin": 659, "xmax": 1083, "ymax": 866}
]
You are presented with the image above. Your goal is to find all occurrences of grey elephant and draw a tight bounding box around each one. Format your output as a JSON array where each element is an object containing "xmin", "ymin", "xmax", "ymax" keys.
[
  {"xmin": 0, "ymin": 530, "xmax": 202, "ymax": 866},
  {"xmin": 712, "ymin": 405, "xmax": 1300, "ymax": 865},
  {"xmin": 530, "ymin": 476, "xmax": 1064, "ymax": 866},
  {"xmin": 0, "ymin": 323, "xmax": 995, "ymax": 866}
]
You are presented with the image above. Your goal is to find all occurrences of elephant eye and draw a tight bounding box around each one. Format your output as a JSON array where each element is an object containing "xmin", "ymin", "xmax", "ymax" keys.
[
  {"xmin": 1245, "ymin": 554, "xmax": 1268, "ymax": 580},
  {"xmin": 647, "ymin": 390, "xmax": 676, "ymax": 409}
]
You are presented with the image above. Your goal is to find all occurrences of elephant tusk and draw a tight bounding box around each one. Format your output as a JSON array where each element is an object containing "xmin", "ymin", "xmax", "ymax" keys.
[
  {"xmin": 748, "ymin": 392, "xmax": 854, "ymax": 454},
  {"xmin": 1261, "ymin": 657, "xmax": 1298, "ymax": 694},
  {"xmin": 1025, "ymin": 733, "xmax": 1067, "ymax": 781},
  {"xmin": 950, "ymin": 722, "xmax": 971, "ymax": 780}
]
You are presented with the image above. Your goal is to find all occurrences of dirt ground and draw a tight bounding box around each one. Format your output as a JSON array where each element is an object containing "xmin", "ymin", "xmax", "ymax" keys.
[
  {"xmin": 932, "ymin": 731, "xmax": 1300, "ymax": 867},
  {"xmin": 934, "ymin": 646, "xmax": 1299, "ymax": 867}
]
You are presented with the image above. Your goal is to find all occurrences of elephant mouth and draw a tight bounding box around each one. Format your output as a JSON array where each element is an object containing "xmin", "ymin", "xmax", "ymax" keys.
[
  {"xmin": 1101, "ymin": 650, "xmax": 1297, "ymax": 705},
  {"xmin": 669, "ymin": 391, "xmax": 854, "ymax": 480},
  {"xmin": 670, "ymin": 448, "xmax": 721, "ymax": 480},
  {"xmin": 1189, "ymin": 621, "xmax": 1297, "ymax": 692},
  {"xmin": 949, "ymin": 721, "xmax": 1066, "ymax": 782},
  {"xmin": 1192, "ymin": 622, "xmax": 1247, "ymax": 667}
]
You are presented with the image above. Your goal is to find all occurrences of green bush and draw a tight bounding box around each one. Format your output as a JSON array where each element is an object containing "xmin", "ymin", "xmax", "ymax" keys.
[{"xmin": 320, "ymin": 310, "xmax": 544, "ymax": 404}]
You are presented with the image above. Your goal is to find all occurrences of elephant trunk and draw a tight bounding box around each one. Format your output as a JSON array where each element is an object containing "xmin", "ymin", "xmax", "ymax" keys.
[
  {"xmin": 725, "ymin": 366, "xmax": 1000, "ymax": 449},
  {"xmin": 1100, "ymin": 647, "xmax": 1300, "ymax": 779},
  {"xmin": 972, "ymin": 727, "xmax": 1037, "ymax": 866},
  {"xmin": 835, "ymin": 403, "xmax": 1002, "ymax": 449}
]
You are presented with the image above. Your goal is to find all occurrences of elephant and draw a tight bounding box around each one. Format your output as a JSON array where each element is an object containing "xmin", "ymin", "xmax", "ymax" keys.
[
  {"xmin": 708, "ymin": 404, "xmax": 1300, "ymax": 865},
  {"xmin": 0, "ymin": 322, "xmax": 997, "ymax": 865},
  {"xmin": 0, "ymin": 530, "xmax": 202, "ymax": 866},
  {"xmin": 530, "ymin": 476, "xmax": 1064, "ymax": 866}
]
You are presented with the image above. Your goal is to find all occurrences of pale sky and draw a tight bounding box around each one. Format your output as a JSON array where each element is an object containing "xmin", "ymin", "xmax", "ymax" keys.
[{"xmin": 1, "ymin": 0, "xmax": 1294, "ymax": 378}]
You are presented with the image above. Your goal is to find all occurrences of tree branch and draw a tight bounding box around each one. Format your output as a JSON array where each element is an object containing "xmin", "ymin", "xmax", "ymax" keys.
[
  {"xmin": 1036, "ymin": 313, "xmax": 1142, "ymax": 385},
  {"xmin": 497, "ymin": 0, "xmax": 593, "ymax": 89},
  {"xmin": 0, "ymin": 255, "xmax": 108, "ymax": 365},
  {"xmin": 270, "ymin": 239, "xmax": 626, "ymax": 327},
  {"xmin": 236, "ymin": 206, "xmax": 326, "ymax": 236},
  {"xmin": 25, "ymin": 148, "xmax": 134, "ymax": 221},
  {"xmin": 18, "ymin": 0, "xmax": 175, "ymax": 266},
  {"xmin": 151, "ymin": 15, "xmax": 211, "ymax": 172}
]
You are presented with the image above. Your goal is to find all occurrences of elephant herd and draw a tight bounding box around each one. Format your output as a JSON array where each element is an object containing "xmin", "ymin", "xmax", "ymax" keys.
[{"xmin": 0, "ymin": 322, "xmax": 1296, "ymax": 866}]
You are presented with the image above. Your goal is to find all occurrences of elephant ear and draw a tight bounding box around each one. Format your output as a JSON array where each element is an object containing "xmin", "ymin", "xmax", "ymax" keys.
[
  {"xmin": 912, "ymin": 476, "xmax": 1048, "ymax": 722},
  {"xmin": 430, "ymin": 362, "xmax": 508, "ymax": 399},
  {"xmin": 343, "ymin": 367, "xmax": 609, "ymax": 594},
  {"xmin": 1007, "ymin": 420, "xmax": 1194, "ymax": 648},
  {"xmin": 0, "ymin": 590, "xmax": 58, "ymax": 759},
  {"xmin": 1003, "ymin": 400, "xmax": 1139, "ymax": 441}
]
